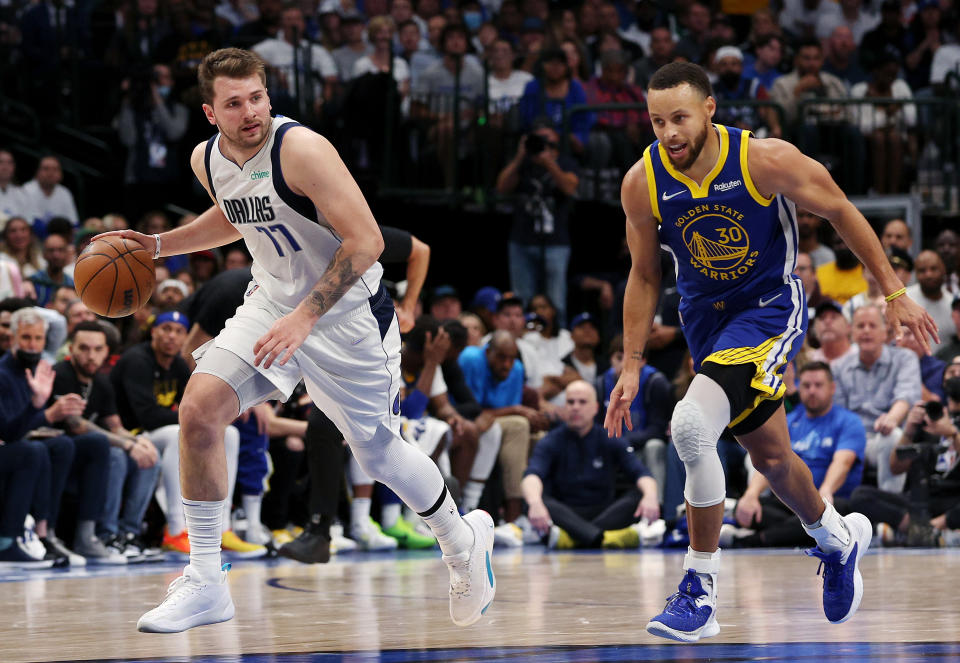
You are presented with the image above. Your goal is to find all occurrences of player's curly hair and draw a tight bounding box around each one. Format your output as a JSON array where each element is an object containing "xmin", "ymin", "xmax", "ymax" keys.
[
  {"xmin": 648, "ymin": 61, "xmax": 714, "ymax": 99},
  {"xmin": 198, "ymin": 48, "xmax": 267, "ymax": 105}
]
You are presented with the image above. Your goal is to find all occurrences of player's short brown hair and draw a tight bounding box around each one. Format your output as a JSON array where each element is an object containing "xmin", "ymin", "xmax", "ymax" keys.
[{"xmin": 197, "ymin": 48, "xmax": 267, "ymax": 104}]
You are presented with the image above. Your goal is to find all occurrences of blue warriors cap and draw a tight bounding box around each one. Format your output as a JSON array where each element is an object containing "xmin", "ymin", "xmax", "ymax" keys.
[
  {"xmin": 471, "ymin": 286, "xmax": 502, "ymax": 313},
  {"xmin": 569, "ymin": 312, "xmax": 597, "ymax": 330},
  {"xmin": 153, "ymin": 310, "xmax": 190, "ymax": 331}
]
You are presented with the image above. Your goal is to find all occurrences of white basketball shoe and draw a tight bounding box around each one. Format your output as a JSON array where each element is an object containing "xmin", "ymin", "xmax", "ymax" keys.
[
  {"xmin": 443, "ymin": 510, "xmax": 496, "ymax": 626},
  {"xmin": 137, "ymin": 564, "xmax": 235, "ymax": 633}
]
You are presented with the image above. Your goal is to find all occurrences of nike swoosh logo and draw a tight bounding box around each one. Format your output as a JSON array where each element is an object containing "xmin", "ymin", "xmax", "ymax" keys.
[
  {"xmin": 759, "ymin": 293, "xmax": 782, "ymax": 307},
  {"xmin": 662, "ymin": 190, "xmax": 684, "ymax": 201},
  {"xmin": 351, "ymin": 338, "xmax": 364, "ymax": 345}
]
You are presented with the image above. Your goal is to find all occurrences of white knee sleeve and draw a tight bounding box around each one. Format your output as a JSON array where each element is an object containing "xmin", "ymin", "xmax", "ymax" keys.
[
  {"xmin": 672, "ymin": 374, "xmax": 731, "ymax": 508},
  {"xmin": 349, "ymin": 423, "xmax": 446, "ymax": 513}
]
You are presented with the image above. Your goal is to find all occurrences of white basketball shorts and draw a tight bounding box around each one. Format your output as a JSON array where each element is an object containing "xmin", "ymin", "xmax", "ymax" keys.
[{"xmin": 194, "ymin": 280, "xmax": 402, "ymax": 442}]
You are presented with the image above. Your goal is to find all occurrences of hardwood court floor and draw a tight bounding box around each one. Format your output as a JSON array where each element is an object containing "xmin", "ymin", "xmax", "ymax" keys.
[{"xmin": 2, "ymin": 548, "xmax": 959, "ymax": 663}]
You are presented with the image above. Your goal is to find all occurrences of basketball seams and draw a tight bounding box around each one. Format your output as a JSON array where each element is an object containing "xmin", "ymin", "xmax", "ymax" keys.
[
  {"xmin": 76, "ymin": 236, "xmax": 155, "ymax": 317},
  {"xmin": 106, "ymin": 262, "xmax": 120, "ymax": 317},
  {"xmin": 117, "ymin": 253, "xmax": 142, "ymax": 314},
  {"xmin": 76, "ymin": 255, "xmax": 117, "ymax": 301}
]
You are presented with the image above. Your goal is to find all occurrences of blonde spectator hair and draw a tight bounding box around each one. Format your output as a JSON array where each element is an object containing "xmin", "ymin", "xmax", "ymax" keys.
[
  {"xmin": 198, "ymin": 48, "xmax": 268, "ymax": 105},
  {"xmin": 367, "ymin": 15, "xmax": 396, "ymax": 41}
]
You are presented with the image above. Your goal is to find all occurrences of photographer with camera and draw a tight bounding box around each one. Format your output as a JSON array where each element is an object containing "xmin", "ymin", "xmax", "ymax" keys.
[
  {"xmin": 848, "ymin": 366, "xmax": 960, "ymax": 547},
  {"xmin": 495, "ymin": 124, "xmax": 579, "ymax": 328}
]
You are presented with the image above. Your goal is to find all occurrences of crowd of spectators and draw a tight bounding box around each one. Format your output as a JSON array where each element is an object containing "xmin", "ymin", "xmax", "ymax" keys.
[{"xmin": 2, "ymin": 0, "xmax": 960, "ymax": 569}]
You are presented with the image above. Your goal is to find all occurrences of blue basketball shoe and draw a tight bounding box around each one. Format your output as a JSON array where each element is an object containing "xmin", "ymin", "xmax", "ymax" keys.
[
  {"xmin": 646, "ymin": 569, "xmax": 720, "ymax": 642},
  {"xmin": 805, "ymin": 512, "xmax": 872, "ymax": 624}
]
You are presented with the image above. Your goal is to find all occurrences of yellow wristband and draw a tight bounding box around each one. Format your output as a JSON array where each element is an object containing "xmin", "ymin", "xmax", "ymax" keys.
[{"xmin": 885, "ymin": 287, "xmax": 907, "ymax": 303}]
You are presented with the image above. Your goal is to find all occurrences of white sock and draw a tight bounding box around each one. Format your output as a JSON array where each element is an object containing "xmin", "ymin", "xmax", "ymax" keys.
[
  {"xmin": 351, "ymin": 496, "xmax": 372, "ymax": 536},
  {"xmin": 183, "ymin": 498, "xmax": 224, "ymax": 583},
  {"xmin": 419, "ymin": 489, "xmax": 474, "ymax": 556},
  {"xmin": 461, "ymin": 481, "xmax": 484, "ymax": 512},
  {"xmin": 381, "ymin": 503, "xmax": 401, "ymax": 529},
  {"xmin": 242, "ymin": 494, "xmax": 263, "ymax": 534},
  {"xmin": 802, "ymin": 499, "xmax": 851, "ymax": 553}
]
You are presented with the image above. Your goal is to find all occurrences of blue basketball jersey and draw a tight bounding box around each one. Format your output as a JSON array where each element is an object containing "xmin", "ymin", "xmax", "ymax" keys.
[{"xmin": 643, "ymin": 124, "xmax": 799, "ymax": 309}]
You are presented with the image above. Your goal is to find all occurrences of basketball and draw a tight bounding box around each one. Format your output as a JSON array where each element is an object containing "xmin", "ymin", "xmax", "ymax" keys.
[{"xmin": 73, "ymin": 235, "xmax": 156, "ymax": 318}]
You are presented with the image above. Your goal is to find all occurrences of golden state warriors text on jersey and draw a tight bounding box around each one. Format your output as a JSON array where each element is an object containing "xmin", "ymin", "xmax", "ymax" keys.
[{"xmin": 643, "ymin": 124, "xmax": 799, "ymax": 307}]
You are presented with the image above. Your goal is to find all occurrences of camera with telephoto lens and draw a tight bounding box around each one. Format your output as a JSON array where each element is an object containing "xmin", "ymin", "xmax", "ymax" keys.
[{"xmin": 525, "ymin": 132, "xmax": 546, "ymax": 155}]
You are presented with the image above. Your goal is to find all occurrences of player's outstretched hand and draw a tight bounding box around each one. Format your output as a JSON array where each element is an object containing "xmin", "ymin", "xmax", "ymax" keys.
[
  {"xmin": 253, "ymin": 307, "xmax": 315, "ymax": 369},
  {"xmin": 90, "ymin": 229, "xmax": 155, "ymax": 255},
  {"xmin": 886, "ymin": 294, "xmax": 940, "ymax": 355},
  {"xmin": 603, "ymin": 371, "xmax": 637, "ymax": 438}
]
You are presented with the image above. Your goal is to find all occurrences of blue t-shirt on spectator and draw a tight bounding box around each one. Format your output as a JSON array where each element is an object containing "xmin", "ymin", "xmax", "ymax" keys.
[
  {"xmin": 458, "ymin": 344, "xmax": 524, "ymax": 409},
  {"xmin": 787, "ymin": 404, "xmax": 866, "ymax": 499},
  {"xmin": 518, "ymin": 78, "xmax": 594, "ymax": 148}
]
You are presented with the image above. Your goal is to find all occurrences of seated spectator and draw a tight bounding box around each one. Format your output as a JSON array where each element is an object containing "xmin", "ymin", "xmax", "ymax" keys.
[
  {"xmin": 0, "ymin": 216, "xmax": 45, "ymax": 280},
  {"xmin": 485, "ymin": 39, "xmax": 529, "ymax": 113},
  {"xmin": 459, "ymin": 311, "xmax": 486, "ymax": 347},
  {"xmin": 409, "ymin": 15, "xmax": 446, "ymax": 86},
  {"xmin": 816, "ymin": 229, "xmax": 869, "ymax": 304},
  {"xmin": 0, "ymin": 433, "xmax": 48, "ymax": 567},
  {"xmin": 459, "ymin": 330, "xmax": 546, "ymax": 526},
  {"xmin": 223, "ymin": 244, "xmax": 253, "ymax": 271},
  {"xmin": 563, "ymin": 312, "xmax": 602, "ymax": 384},
  {"xmin": 21, "ymin": 156, "xmax": 78, "ymax": 234},
  {"xmin": 881, "ymin": 218, "xmax": 913, "ymax": 253},
  {"xmin": 522, "ymin": 380, "xmax": 660, "ymax": 549},
  {"xmin": 832, "ymin": 304, "xmax": 922, "ymax": 492},
  {"xmin": 905, "ymin": 250, "xmax": 952, "ymax": 355},
  {"xmin": 674, "ymin": 2, "xmax": 711, "ymax": 64},
  {"xmin": 29, "ymin": 234, "xmax": 73, "ymax": 309},
  {"xmin": 495, "ymin": 126, "xmax": 578, "ymax": 323},
  {"xmin": 850, "ymin": 380, "xmax": 960, "ymax": 546},
  {"xmin": 633, "ymin": 27, "xmax": 675, "ymax": 90},
  {"xmin": 189, "ymin": 249, "xmax": 220, "ymax": 287},
  {"xmin": 353, "ymin": 16, "xmax": 410, "ymax": 98},
  {"xmin": 936, "ymin": 229, "xmax": 959, "ymax": 295},
  {"xmin": 561, "ymin": 37, "xmax": 591, "ymax": 86},
  {"xmin": 796, "ymin": 252, "xmax": 829, "ymax": 321},
  {"xmin": 771, "ymin": 39, "xmax": 864, "ymax": 192},
  {"xmin": 851, "ymin": 51, "xmax": 916, "ymax": 194},
  {"xmin": 598, "ymin": 338, "xmax": 670, "ymax": 499},
  {"xmin": 429, "ymin": 284, "xmax": 462, "ymax": 321},
  {"xmin": 815, "ymin": 0, "xmax": 879, "ymax": 46},
  {"xmin": 741, "ymin": 34, "xmax": 784, "ymax": 92},
  {"xmin": 842, "ymin": 250, "xmax": 897, "ymax": 320},
  {"xmin": 808, "ymin": 300, "xmax": 856, "ymax": 363},
  {"xmin": 936, "ymin": 297, "xmax": 960, "ymax": 362},
  {"xmin": 584, "ymin": 50, "xmax": 649, "ymax": 172},
  {"xmin": 50, "ymin": 321, "xmax": 161, "ymax": 562},
  {"xmin": 334, "ymin": 13, "xmax": 372, "ymax": 80},
  {"xmin": 779, "ymin": 0, "xmax": 841, "ymax": 41},
  {"xmin": 231, "ymin": 0, "xmax": 283, "ymax": 49},
  {"xmin": 711, "ymin": 46, "xmax": 782, "ymax": 139},
  {"xmin": 729, "ymin": 361, "xmax": 865, "ymax": 547},
  {"xmin": 111, "ymin": 311, "xmax": 263, "ymax": 558},
  {"xmin": 469, "ymin": 285, "xmax": 501, "ymax": 333},
  {"xmin": 518, "ymin": 48, "xmax": 593, "ymax": 156},
  {"xmin": 253, "ymin": 5, "xmax": 339, "ymax": 115},
  {"xmin": 0, "ymin": 309, "xmax": 120, "ymax": 566},
  {"xmin": 0, "ymin": 149, "xmax": 35, "ymax": 223},
  {"xmin": 155, "ymin": 279, "xmax": 190, "ymax": 310},
  {"xmin": 903, "ymin": 0, "xmax": 943, "ymax": 92},
  {"xmin": 54, "ymin": 300, "xmax": 96, "ymax": 360},
  {"xmin": 887, "ymin": 246, "xmax": 915, "ymax": 289},
  {"xmin": 410, "ymin": 24, "xmax": 485, "ymax": 187},
  {"xmin": 397, "ymin": 18, "xmax": 424, "ymax": 68},
  {"xmin": 859, "ymin": 0, "xmax": 907, "ymax": 73},
  {"xmin": 822, "ymin": 26, "xmax": 868, "ymax": 87}
]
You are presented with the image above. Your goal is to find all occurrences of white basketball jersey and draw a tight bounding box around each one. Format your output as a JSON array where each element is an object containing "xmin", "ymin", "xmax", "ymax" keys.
[{"xmin": 204, "ymin": 116, "xmax": 383, "ymax": 313}]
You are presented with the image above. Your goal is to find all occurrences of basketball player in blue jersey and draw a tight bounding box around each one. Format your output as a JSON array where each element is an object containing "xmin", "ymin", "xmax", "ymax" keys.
[
  {"xmin": 605, "ymin": 62, "xmax": 939, "ymax": 642},
  {"xmin": 95, "ymin": 48, "xmax": 495, "ymax": 633}
]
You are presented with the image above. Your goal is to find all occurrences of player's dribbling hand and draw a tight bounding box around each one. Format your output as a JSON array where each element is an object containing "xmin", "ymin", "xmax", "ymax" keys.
[
  {"xmin": 603, "ymin": 372, "xmax": 637, "ymax": 438},
  {"xmin": 90, "ymin": 229, "xmax": 156, "ymax": 256},
  {"xmin": 253, "ymin": 307, "xmax": 315, "ymax": 369},
  {"xmin": 886, "ymin": 294, "xmax": 940, "ymax": 355}
]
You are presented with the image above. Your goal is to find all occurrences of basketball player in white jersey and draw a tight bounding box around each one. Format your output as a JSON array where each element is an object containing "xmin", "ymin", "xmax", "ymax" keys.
[{"xmin": 95, "ymin": 48, "xmax": 496, "ymax": 633}]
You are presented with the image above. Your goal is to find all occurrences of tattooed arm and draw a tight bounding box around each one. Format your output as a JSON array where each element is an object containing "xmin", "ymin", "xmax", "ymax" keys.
[{"xmin": 252, "ymin": 127, "xmax": 384, "ymax": 369}]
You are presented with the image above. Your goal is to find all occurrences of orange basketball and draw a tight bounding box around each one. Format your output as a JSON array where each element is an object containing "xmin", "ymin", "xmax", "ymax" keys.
[{"xmin": 74, "ymin": 236, "xmax": 156, "ymax": 318}]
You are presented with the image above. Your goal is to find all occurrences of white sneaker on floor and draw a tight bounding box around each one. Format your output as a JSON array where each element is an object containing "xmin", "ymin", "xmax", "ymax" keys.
[
  {"xmin": 330, "ymin": 523, "xmax": 358, "ymax": 554},
  {"xmin": 137, "ymin": 564, "xmax": 235, "ymax": 633},
  {"xmin": 513, "ymin": 515, "xmax": 542, "ymax": 544},
  {"xmin": 443, "ymin": 510, "xmax": 495, "ymax": 626},
  {"xmin": 718, "ymin": 523, "xmax": 754, "ymax": 548},
  {"xmin": 351, "ymin": 518, "xmax": 398, "ymax": 551},
  {"xmin": 493, "ymin": 521, "xmax": 523, "ymax": 548},
  {"xmin": 44, "ymin": 535, "xmax": 86, "ymax": 567}
]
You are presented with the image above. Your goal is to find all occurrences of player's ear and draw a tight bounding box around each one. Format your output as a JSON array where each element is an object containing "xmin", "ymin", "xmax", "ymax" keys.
[
  {"xmin": 705, "ymin": 95, "xmax": 716, "ymax": 119},
  {"xmin": 202, "ymin": 103, "xmax": 216, "ymax": 126}
]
